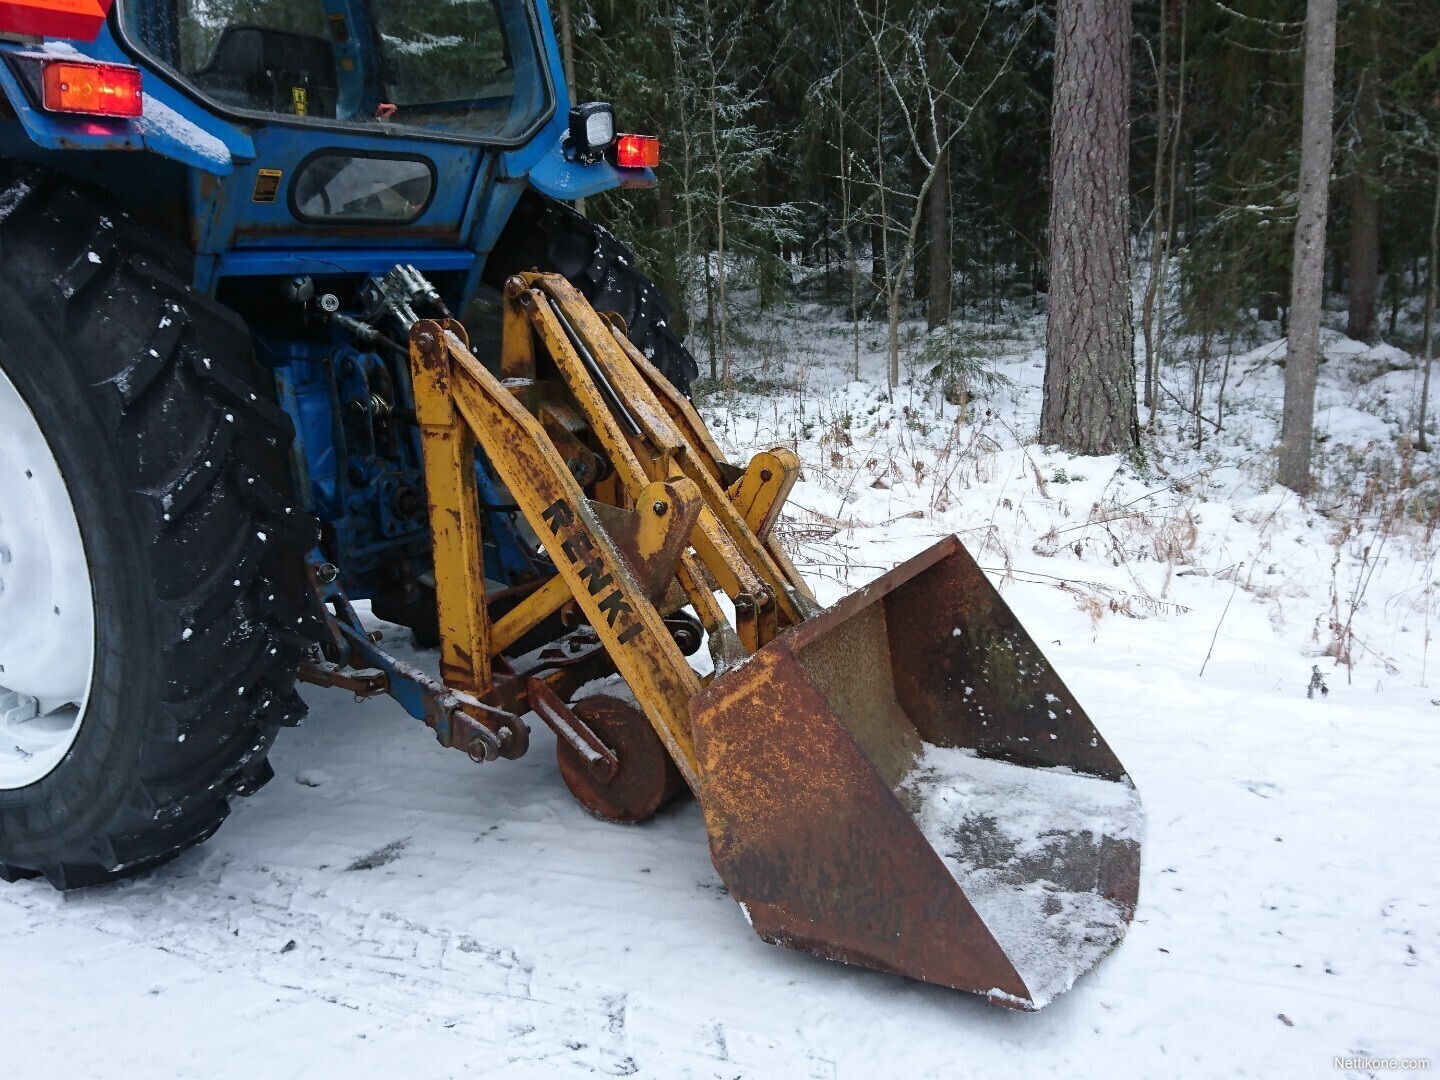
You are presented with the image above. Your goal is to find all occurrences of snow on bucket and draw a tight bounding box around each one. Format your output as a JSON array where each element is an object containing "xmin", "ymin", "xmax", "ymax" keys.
[{"xmin": 689, "ymin": 535, "xmax": 1143, "ymax": 1010}]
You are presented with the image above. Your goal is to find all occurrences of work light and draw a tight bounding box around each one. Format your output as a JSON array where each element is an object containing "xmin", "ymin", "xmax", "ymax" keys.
[{"xmin": 568, "ymin": 102, "xmax": 616, "ymax": 163}]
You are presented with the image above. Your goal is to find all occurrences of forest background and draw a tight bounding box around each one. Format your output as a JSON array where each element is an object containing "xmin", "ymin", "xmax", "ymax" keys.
[{"xmin": 560, "ymin": 0, "xmax": 1440, "ymax": 445}]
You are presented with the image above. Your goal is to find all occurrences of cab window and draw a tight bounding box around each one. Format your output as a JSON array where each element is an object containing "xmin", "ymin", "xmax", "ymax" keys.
[{"xmin": 120, "ymin": 0, "xmax": 550, "ymax": 141}]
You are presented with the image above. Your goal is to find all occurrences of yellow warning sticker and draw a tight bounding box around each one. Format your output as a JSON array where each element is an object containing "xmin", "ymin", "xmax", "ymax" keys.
[
  {"xmin": 292, "ymin": 86, "xmax": 308, "ymax": 116},
  {"xmin": 252, "ymin": 169, "xmax": 283, "ymax": 204}
]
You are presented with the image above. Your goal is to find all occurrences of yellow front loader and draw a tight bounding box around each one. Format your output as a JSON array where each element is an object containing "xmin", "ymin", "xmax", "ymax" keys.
[{"xmin": 313, "ymin": 272, "xmax": 1142, "ymax": 1011}]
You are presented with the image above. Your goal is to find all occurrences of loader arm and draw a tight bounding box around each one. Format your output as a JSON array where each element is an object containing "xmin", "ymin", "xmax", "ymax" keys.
[
  {"xmin": 411, "ymin": 318, "xmax": 705, "ymax": 784},
  {"xmin": 388, "ymin": 274, "xmax": 1143, "ymax": 1011}
]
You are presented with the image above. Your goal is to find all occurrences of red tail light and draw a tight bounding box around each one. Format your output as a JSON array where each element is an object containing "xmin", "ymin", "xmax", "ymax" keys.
[
  {"xmin": 41, "ymin": 61, "xmax": 142, "ymax": 119},
  {"xmin": 614, "ymin": 134, "xmax": 660, "ymax": 170}
]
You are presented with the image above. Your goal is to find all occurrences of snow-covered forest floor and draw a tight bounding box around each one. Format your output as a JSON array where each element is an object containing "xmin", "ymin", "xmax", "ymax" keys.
[{"xmin": 4, "ymin": 296, "xmax": 1438, "ymax": 1078}]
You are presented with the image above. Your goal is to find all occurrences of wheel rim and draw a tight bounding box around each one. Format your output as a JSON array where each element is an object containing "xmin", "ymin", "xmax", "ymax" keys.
[{"xmin": 0, "ymin": 365, "xmax": 95, "ymax": 790}]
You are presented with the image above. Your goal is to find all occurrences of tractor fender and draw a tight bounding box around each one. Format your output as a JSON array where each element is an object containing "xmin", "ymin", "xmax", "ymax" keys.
[
  {"xmin": 506, "ymin": 130, "xmax": 655, "ymax": 203},
  {"xmin": 0, "ymin": 41, "xmax": 253, "ymax": 176}
]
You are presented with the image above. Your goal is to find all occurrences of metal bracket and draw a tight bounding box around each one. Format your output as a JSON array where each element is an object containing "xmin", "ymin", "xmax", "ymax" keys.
[
  {"xmin": 526, "ymin": 677, "xmax": 619, "ymax": 781},
  {"xmin": 590, "ymin": 480, "xmax": 705, "ymax": 603},
  {"xmin": 726, "ymin": 448, "xmax": 801, "ymax": 541},
  {"xmin": 297, "ymin": 549, "xmax": 527, "ymax": 762}
]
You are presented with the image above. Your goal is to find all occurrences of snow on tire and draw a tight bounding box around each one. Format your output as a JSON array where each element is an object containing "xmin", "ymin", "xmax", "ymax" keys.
[{"xmin": 0, "ymin": 165, "xmax": 317, "ymax": 889}]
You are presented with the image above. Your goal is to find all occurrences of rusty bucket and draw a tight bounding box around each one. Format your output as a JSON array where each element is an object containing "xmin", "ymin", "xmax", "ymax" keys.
[{"xmin": 688, "ymin": 536, "xmax": 1142, "ymax": 1010}]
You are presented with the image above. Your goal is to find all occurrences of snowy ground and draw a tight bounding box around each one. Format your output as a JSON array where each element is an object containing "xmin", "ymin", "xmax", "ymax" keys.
[{"xmin": 4, "ymin": 301, "xmax": 1439, "ymax": 1078}]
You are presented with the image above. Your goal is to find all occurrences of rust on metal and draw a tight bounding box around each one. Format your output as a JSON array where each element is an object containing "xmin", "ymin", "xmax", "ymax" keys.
[
  {"xmin": 521, "ymin": 274, "xmax": 802, "ymax": 641},
  {"xmin": 526, "ymin": 677, "xmax": 619, "ymax": 781},
  {"xmin": 555, "ymin": 694, "xmax": 686, "ymax": 823},
  {"xmin": 539, "ymin": 401, "xmax": 603, "ymax": 487},
  {"xmin": 726, "ymin": 447, "xmax": 800, "ymax": 540},
  {"xmin": 606, "ymin": 322, "xmax": 741, "ymax": 487},
  {"xmin": 689, "ymin": 535, "xmax": 1141, "ymax": 1009},
  {"xmin": 589, "ymin": 479, "xmax": 704, "ymax": 603},
  {"xmin": 393, "ymin": 276, "xmax": 1140, "ymax": 1009},
  {"xmin": 488, "ymin": 574, "xmax": 572, "ymax": 655},
  {"xmin": 410, "ymin": 319, "xmax": 492, "ymax": 698},
  {"xmin": 297, "ymin": 659, "xmax": 387, "ymax": 697},
  {"xmin": 413, "ymin": 318, "xmax": 705, "ymax": 786}
]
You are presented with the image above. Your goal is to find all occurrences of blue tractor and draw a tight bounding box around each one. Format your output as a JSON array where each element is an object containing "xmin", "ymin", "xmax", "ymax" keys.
[
  {"xmin": 0, "ymin": 0, "xmax": 1145, "ymax": 1011},
  {"xmin": 0, "ymin": 0, "xmax": 697, "ymax": 884}
]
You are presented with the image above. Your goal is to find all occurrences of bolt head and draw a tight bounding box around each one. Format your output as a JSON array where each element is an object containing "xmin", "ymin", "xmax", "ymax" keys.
[
  {"xmin": 414, "ymin": 331, "xmax": 436, "ymax": 351},
  {"xmin": 652, "ymin": 500, "xmax": 668, "ymax": 515},
  {"xmin": 317, "ymin": 562, "xmax": 339, "ymax": 583}
]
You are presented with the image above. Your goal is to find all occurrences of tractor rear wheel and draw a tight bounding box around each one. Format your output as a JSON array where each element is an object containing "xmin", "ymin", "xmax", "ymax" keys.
[
  {"xmin": 0, "ymin": 167, "xmax": 315, "ymax": 889},
  {"xmin": 486, "ymin": 192, "xmax": 700, "ymax": 395}
]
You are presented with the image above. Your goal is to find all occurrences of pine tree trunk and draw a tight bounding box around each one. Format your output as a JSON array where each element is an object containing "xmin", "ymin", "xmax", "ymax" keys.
[
  {"xmin": 559, "ymin": 0, "xmax": 576, "ymax": 104},
  {"xmin": 832, "ymin": 0, "xmax": 860, "ymax": 380},
  {"xmin": 757, "ymin": 148, "xmax": 778, "ymax": 311},
  {"xmin": 655, "ymin": 182, "xmax": 688, "ymax": 338},
  {"xmin": 887, "ymin": 291, "xmax": 901, "ymax": 390},
  {"xmin": 1041, "ymin": 0, "xmax": 1137, "ymax": 455},
  {"xmin": 1277, "ymin": 0, "xmax": 1338, "ymax": 494},
  {"xmin": 914, "ymin": 206, "xmax": 930, "ymax": 309},
  {"xmin": 926, "ymin": 32, "xmax": 952, "ymax": 331},
  {"xmin": 872, "ymin": 53, "xmax": 888, "ymax": 327},
  {"xmin": 1346, "ymin": 72, "xmax": 1381, "ymax": 344},
  {"xmin": 701, "ymin": 1, "xmax": 731, "ymax": 388},
  {"xmin": 924, "ymin": 165, "xmax": 952, "ymax": 330},
  {"xmin": 1347, "ymin": 176, "xmax": 1378, "ymax": 343},
  {"xmin": 704, "ymin": 249, "xmax": 718, "ymax": 381}
]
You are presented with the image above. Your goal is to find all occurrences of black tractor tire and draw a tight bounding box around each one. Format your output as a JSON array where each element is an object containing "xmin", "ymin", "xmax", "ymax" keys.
[
  {"xmin": 485, "ymin": 191, "xmax": 700, "ymax": 395},
  {"xmin": 0, "ymin": 165, "xmax": 316, "ymax": 890}
]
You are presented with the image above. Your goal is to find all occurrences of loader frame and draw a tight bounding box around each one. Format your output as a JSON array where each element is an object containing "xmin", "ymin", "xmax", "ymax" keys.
[{"xmin": 303, "ymin": 271, "xmax": 814, "ymax": 797}]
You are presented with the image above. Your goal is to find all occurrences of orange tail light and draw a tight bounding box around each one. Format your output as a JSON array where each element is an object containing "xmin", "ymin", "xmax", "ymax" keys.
[{"xmin": 41, "ymin": 60, "xmax": 142, "ymax": 119}]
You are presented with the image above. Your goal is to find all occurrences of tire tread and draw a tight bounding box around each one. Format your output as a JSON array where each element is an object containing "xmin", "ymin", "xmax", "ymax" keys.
[
  {"xmin": 487, "ymin": 192, "xmax": 700, "ymax": 394},
  {"xmin": 0, "ymin": 165, "xmax": 315, "ymax": 887}
]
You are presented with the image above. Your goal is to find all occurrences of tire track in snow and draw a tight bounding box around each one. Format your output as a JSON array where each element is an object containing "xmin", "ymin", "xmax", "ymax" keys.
[{"xmin": 0, "ymin": 854, "xmax": 835, "ymax": 1078}]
